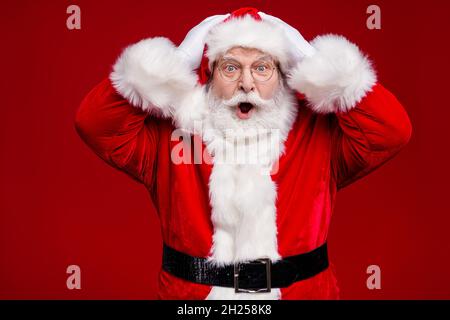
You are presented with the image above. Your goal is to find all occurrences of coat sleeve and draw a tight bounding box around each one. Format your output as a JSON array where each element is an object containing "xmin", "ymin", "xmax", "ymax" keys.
[
  {"xmin": 287, "ymin": 34, "xmax": 412, "ymax": 190},
  {"xmin": 329, "ymin": 83, "xmax": 412, "ymax": 189},
  {"xmin": 75, "ymin": 77, "xmax": 159, "ymax": 187},
  {"xmin": 75, "ymin": 36, "xmax": 200, "ymax": 187}
]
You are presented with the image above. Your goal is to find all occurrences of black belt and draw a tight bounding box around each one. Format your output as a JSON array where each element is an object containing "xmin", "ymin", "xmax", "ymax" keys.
[{"xmin": 162, "ymin": 242, "xmax": 329, "ymax": 293}]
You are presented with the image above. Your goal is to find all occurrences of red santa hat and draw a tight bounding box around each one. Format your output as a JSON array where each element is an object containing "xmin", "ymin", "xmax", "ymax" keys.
[{"xmin": 197, "ymin": 7, "xmax": 294, "ymax": 85}]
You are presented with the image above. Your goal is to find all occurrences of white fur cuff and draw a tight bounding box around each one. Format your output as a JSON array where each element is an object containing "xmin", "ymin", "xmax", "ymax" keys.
[
  {"xmin": 110, "ymin": 37, "xmax": 198, "ymax": 117},
  {"xmin": 287, "ymin": 34, "xmax": 377, "ymax": 114}
]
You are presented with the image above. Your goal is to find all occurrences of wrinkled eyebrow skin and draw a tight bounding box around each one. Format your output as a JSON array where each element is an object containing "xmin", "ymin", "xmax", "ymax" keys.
[{"xmin": 220, "ymin": 54, "xmax": 274, "ymax": 65}]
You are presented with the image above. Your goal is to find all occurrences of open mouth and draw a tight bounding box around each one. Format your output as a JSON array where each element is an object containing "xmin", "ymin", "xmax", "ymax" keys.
[{"xmin": 236, "ymin": 102, "xmax": 255, "ymax": 120}]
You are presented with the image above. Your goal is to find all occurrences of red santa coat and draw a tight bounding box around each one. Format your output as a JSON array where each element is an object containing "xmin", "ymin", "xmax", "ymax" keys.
[{"xmin": 75, "ymin": 33, "xmax": 412, "ymax": 299}]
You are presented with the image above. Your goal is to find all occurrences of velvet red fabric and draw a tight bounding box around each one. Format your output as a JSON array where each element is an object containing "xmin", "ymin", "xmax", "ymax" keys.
[{"xmin": 75, "ymin": 78, "xmax": 412, "ymax": 299}]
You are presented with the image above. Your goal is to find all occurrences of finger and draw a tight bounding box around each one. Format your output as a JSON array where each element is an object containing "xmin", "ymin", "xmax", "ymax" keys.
[
  {"xmin": 259, "ymin": 11, "xmax": 300, "ymax": 34},
  {"xmin": 258, "ymin": 11, "xmax": 284, "ymax": 24},
  {"xmin": 200, "ymin": 14, "xmax": 229, "ymax": 27},
  {"xmin": 186, "ymin": 14, "xmax": 227, "ymax": 37}
]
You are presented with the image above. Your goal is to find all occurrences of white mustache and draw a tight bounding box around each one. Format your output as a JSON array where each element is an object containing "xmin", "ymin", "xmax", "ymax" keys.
[{"xmin": 221, "ymin": 91, "xmax": 274, "ymax": 110}]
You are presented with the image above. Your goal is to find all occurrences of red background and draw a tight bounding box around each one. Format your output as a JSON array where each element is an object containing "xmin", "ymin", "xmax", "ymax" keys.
[{"xmin": 1, "ymin": 0, "xmax": 449, "ymax": 299}]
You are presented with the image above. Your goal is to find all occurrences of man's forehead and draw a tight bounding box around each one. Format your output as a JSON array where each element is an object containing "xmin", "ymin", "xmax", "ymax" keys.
[{"xmin": 221, "ymin": 47, "xmax": 274, "ymax": 62}]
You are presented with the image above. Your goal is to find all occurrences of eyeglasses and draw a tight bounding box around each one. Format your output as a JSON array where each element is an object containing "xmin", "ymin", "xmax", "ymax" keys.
[{"xmin": 215, "ymin": 59, "xmax": 278, "ymax": 82}]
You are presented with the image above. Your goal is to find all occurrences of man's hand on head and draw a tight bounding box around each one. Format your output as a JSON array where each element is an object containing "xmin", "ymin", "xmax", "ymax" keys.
[
  {"xmin": 258, "ymin": 11, "xmax": 316, "ymax": 64},
  {"xmin": 178, "ymin": 13, "xmax": 230, "ymax": 70}
]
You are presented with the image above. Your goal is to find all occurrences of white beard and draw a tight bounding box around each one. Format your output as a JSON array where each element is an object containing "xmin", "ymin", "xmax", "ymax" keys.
[
  {"xmin": 205, "ymin": 80, "xmax": 297, "ymax": 141},
  {"xmin": 200, "ymin": 81, "xmax": 298, "ymax": 300}
]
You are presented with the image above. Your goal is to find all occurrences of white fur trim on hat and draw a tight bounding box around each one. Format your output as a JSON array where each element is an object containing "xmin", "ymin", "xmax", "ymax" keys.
[
  {"xmin": 110, "ymin": 37, "xmax": 198, "ymax": 118},
  {"xmin": 287, "ymin": 34, "xmax": 377, "ymax": 113},
  {"xmin": 205, "ymin": 15, "xmax": 291, "ymax": 72}
]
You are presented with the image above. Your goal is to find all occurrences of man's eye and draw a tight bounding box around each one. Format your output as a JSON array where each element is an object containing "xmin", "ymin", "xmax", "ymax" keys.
[
  {"xmin": 225, "ymin": 65, "xmax": 237, "ymax": 72},
  {"xmin": 255, "ymin": 65, "xmax": 267, "ymax": 72}
]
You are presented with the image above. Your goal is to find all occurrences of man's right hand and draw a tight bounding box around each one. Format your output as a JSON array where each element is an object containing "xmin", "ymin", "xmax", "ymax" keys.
[{"xmin": 177, "ymin": 13, "xmax": 230, "ymax": 70}]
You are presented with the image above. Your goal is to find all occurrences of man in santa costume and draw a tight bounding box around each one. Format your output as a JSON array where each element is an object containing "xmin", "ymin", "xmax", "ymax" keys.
[{"xmin": 75, "ymin": 7, "xmax": 412, "ymax": 299}]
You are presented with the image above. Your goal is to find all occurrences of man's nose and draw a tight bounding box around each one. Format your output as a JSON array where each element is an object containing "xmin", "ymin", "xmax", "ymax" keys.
[{"xmin": 238, "ymin": 68, "xmax": 256, "ymax": 93}]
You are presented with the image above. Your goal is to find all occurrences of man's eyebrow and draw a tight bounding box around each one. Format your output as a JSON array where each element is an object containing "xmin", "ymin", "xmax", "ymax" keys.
[
  {"xmin": 220, "ymin": 56, "xmax": 241, "ymax": 64},
  {"xmin": 220, "ymin": 54, "xmax": 274, "ymax": 64},
  {"xmin": 255, "ymin": 54, "xmax": 272, "ymax": 61}
]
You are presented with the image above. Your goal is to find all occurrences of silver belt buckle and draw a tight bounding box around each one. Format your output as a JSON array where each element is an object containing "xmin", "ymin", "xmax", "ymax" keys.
[{"xmin": 234, "ymin": 258, "xmax": 272, "ymax": 293}]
